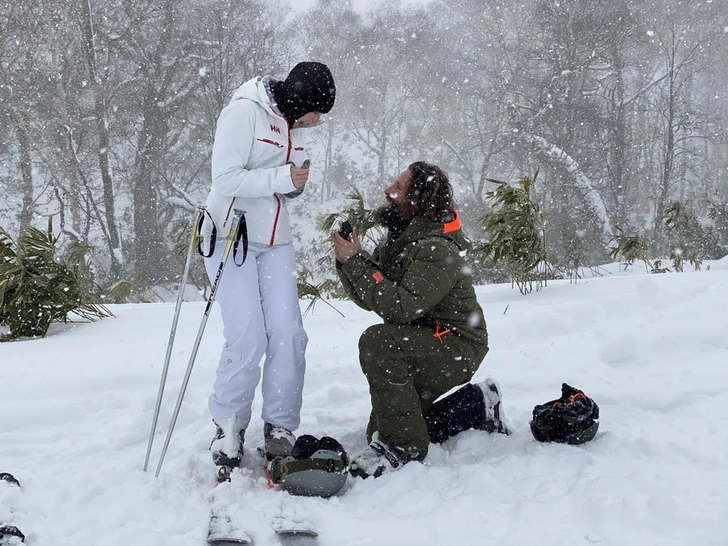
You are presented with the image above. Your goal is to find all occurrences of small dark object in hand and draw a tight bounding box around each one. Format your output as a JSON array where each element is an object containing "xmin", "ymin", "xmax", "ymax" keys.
[{"xmin": 338, "ymin": 221, "xmax": 353, "ymax": 240}]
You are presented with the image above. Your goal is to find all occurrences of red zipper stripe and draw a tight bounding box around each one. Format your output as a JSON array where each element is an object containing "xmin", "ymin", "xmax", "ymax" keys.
[
  {"xmin": 285, "ymin": 120, "xmax": 292, "ymax": 163},
  {"xmin": 257, "ymin": 138, "xmax": 284, "ymax": 148},
  {"xmin": 269, "ymin": 194, "xmax": 282, "ymax": 245},
  {"xmin": 267, "ymin": 119, "xmax": 292, "ymax": 245}
]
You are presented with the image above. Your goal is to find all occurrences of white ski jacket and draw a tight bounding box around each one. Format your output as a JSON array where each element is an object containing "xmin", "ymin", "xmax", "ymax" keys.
[{"xmin": 202, "ymin": 76, "xmax": 309, "ymax": 245}]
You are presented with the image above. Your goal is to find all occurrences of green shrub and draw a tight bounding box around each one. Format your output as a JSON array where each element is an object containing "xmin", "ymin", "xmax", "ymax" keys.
[
  {"xmin": 708, "ymin": 202, "xmax": 728, "ymax": 254},
  {"xmin": 0, "ymin": 218, "xmax": 112, "ymax": 341},
  {"xmin": 662, "ymin": 202, "xmax": 704, "ymax": 272},
  {"xmin": 608, "ymin": 229, "xmax": 652, "ymax": 271},
  {"xmin": 609, "ymin": 201, "xmax": 719, "ymax": 273},
  {"xmin": 476, "ymin": 172, "xmax": 548, "ymax": 294}
]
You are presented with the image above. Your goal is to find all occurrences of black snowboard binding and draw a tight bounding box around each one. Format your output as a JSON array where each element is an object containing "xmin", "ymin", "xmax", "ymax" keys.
[
  {"xmin": 0, "ymin": 473, "xmax": 24, "ymax": 544},
  {"xmin": 267, "ymin": 435, "xmax": 349, "ymax": 498},
  {"xmin": 0, "ymin": 474, "xmax": 20, "ymax": 488},
  {"xmin": 214, "ymin": 465, "xmax": 235, "ymax": 485},
  {"xmin": 0, "ymin": 525, "xmax": 25, "ymax": 544}
]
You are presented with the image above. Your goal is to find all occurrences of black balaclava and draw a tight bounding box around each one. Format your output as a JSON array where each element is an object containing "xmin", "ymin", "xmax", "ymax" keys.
[{"xmin": 272, "ymin": 62, "xmax": 336, "ymax": 126}]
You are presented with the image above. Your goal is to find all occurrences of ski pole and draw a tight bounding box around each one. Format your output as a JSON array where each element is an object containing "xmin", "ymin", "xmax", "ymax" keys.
[
  {"xmin": 143, "ymin": 206, "xmax": 204, "ymax": 472},
  {"xmin": 154, "ymin": 209, "xmax": 247, "ymax": 477}
]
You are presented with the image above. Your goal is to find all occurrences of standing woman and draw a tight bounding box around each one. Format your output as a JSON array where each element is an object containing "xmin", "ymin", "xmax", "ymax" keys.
[{"xmin": 201, "ymin": 62, "xmax": 336, "ymax": 470}]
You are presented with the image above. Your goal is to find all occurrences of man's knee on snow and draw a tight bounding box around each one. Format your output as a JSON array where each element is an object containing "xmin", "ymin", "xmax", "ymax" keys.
[{"xmin": 358, "ymin": 324, "xmax": 399, "ymax": 377}]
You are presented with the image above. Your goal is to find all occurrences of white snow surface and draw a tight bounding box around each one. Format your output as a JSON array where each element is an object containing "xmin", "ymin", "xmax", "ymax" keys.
[{"xmin": 1, "ymin": 261, "xmax": 727, "ymax": 546}]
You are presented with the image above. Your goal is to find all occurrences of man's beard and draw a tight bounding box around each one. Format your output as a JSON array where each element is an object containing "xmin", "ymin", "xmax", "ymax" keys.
[{"xmin": 375, "ymin": 202, "xmax": 412, "ymax": 236}]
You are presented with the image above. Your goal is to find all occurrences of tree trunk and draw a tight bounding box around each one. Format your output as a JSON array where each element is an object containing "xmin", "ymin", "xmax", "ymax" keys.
[
  {"xmin": 13, "ymin": 110, "xmax": 35, "ymax": 236},
  {"xmin": 654, "ymin": 34, "xmax": 678, "ymax": 246},
  {"xmin": 608, "ymin": 45, "xmax": 628, "ymax": 225},
  {"xmin": 79, "ymin": 0, "xmax": 123, "ymax": 280},
  {"xmin": 526, "ymin": 134, "xmax": 613, "ymax": 238},
  {"xmin": 133, "ymin": 84, "xmax": 165, "ymax": 282}
]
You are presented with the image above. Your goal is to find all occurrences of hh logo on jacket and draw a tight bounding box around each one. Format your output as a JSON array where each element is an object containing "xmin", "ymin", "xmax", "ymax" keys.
[{"xmin": 270, "ymin": 124, "xmax": 282, "ymax": 134}]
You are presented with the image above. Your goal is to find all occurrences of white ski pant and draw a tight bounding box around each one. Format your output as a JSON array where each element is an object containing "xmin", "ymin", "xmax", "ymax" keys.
[{"xmin": 204, "ymin": 241, "xmax": 307, "ymax": 432}]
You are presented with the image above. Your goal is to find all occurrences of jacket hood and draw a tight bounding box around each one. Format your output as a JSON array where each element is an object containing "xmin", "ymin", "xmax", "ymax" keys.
[
  {"xmin": 229, "ymin": 76, "xmax": 279, "ymax": 116},
  {"xmin": 229, "ymin": 76, "xmax": 325, "ymax": 129}
]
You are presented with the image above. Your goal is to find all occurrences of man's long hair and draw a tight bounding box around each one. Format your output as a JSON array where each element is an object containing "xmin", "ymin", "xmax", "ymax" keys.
[
  {"xmin": 376, "ymin": 162, "xmax": 456, "ymax": 234},
  {"xmin": 404, "ymin": 161, "xmax": 455, "ymax": 222}
]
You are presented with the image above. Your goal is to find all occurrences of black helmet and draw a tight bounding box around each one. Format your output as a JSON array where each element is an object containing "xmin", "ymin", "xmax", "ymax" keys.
[
  {"xmin": 530, "ymin": 383, "xmax": 600, "ymax": 445},
  {"xmin": 267, "ymin": 435, "xmax": 349, "ymax": 498}
]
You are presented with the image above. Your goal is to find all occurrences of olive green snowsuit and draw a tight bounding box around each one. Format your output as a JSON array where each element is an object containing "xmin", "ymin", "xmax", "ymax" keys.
[{"xmin": 337, "ymin": 214, "xmax": 488, "ymax": 458}]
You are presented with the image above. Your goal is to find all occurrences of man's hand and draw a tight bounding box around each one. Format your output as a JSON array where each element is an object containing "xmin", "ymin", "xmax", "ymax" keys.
[
  {"xmin": 331, "ymin": 229, "xmax": 362, "ymax": 264},
  {"xmin": 290, "ymin": 166, "xmax": 310, "ymax": 189}
]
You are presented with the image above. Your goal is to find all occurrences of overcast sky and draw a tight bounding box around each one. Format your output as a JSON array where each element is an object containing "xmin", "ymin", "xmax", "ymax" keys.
[{"xmin": 291, "ymin": 0, "xmax": 434, "ymax": 13}]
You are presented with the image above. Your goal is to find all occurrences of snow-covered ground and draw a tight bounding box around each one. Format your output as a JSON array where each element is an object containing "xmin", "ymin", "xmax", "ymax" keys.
[{"xmin": 1, "ymin": 260, "xmax": 727, "ymax": 546}]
